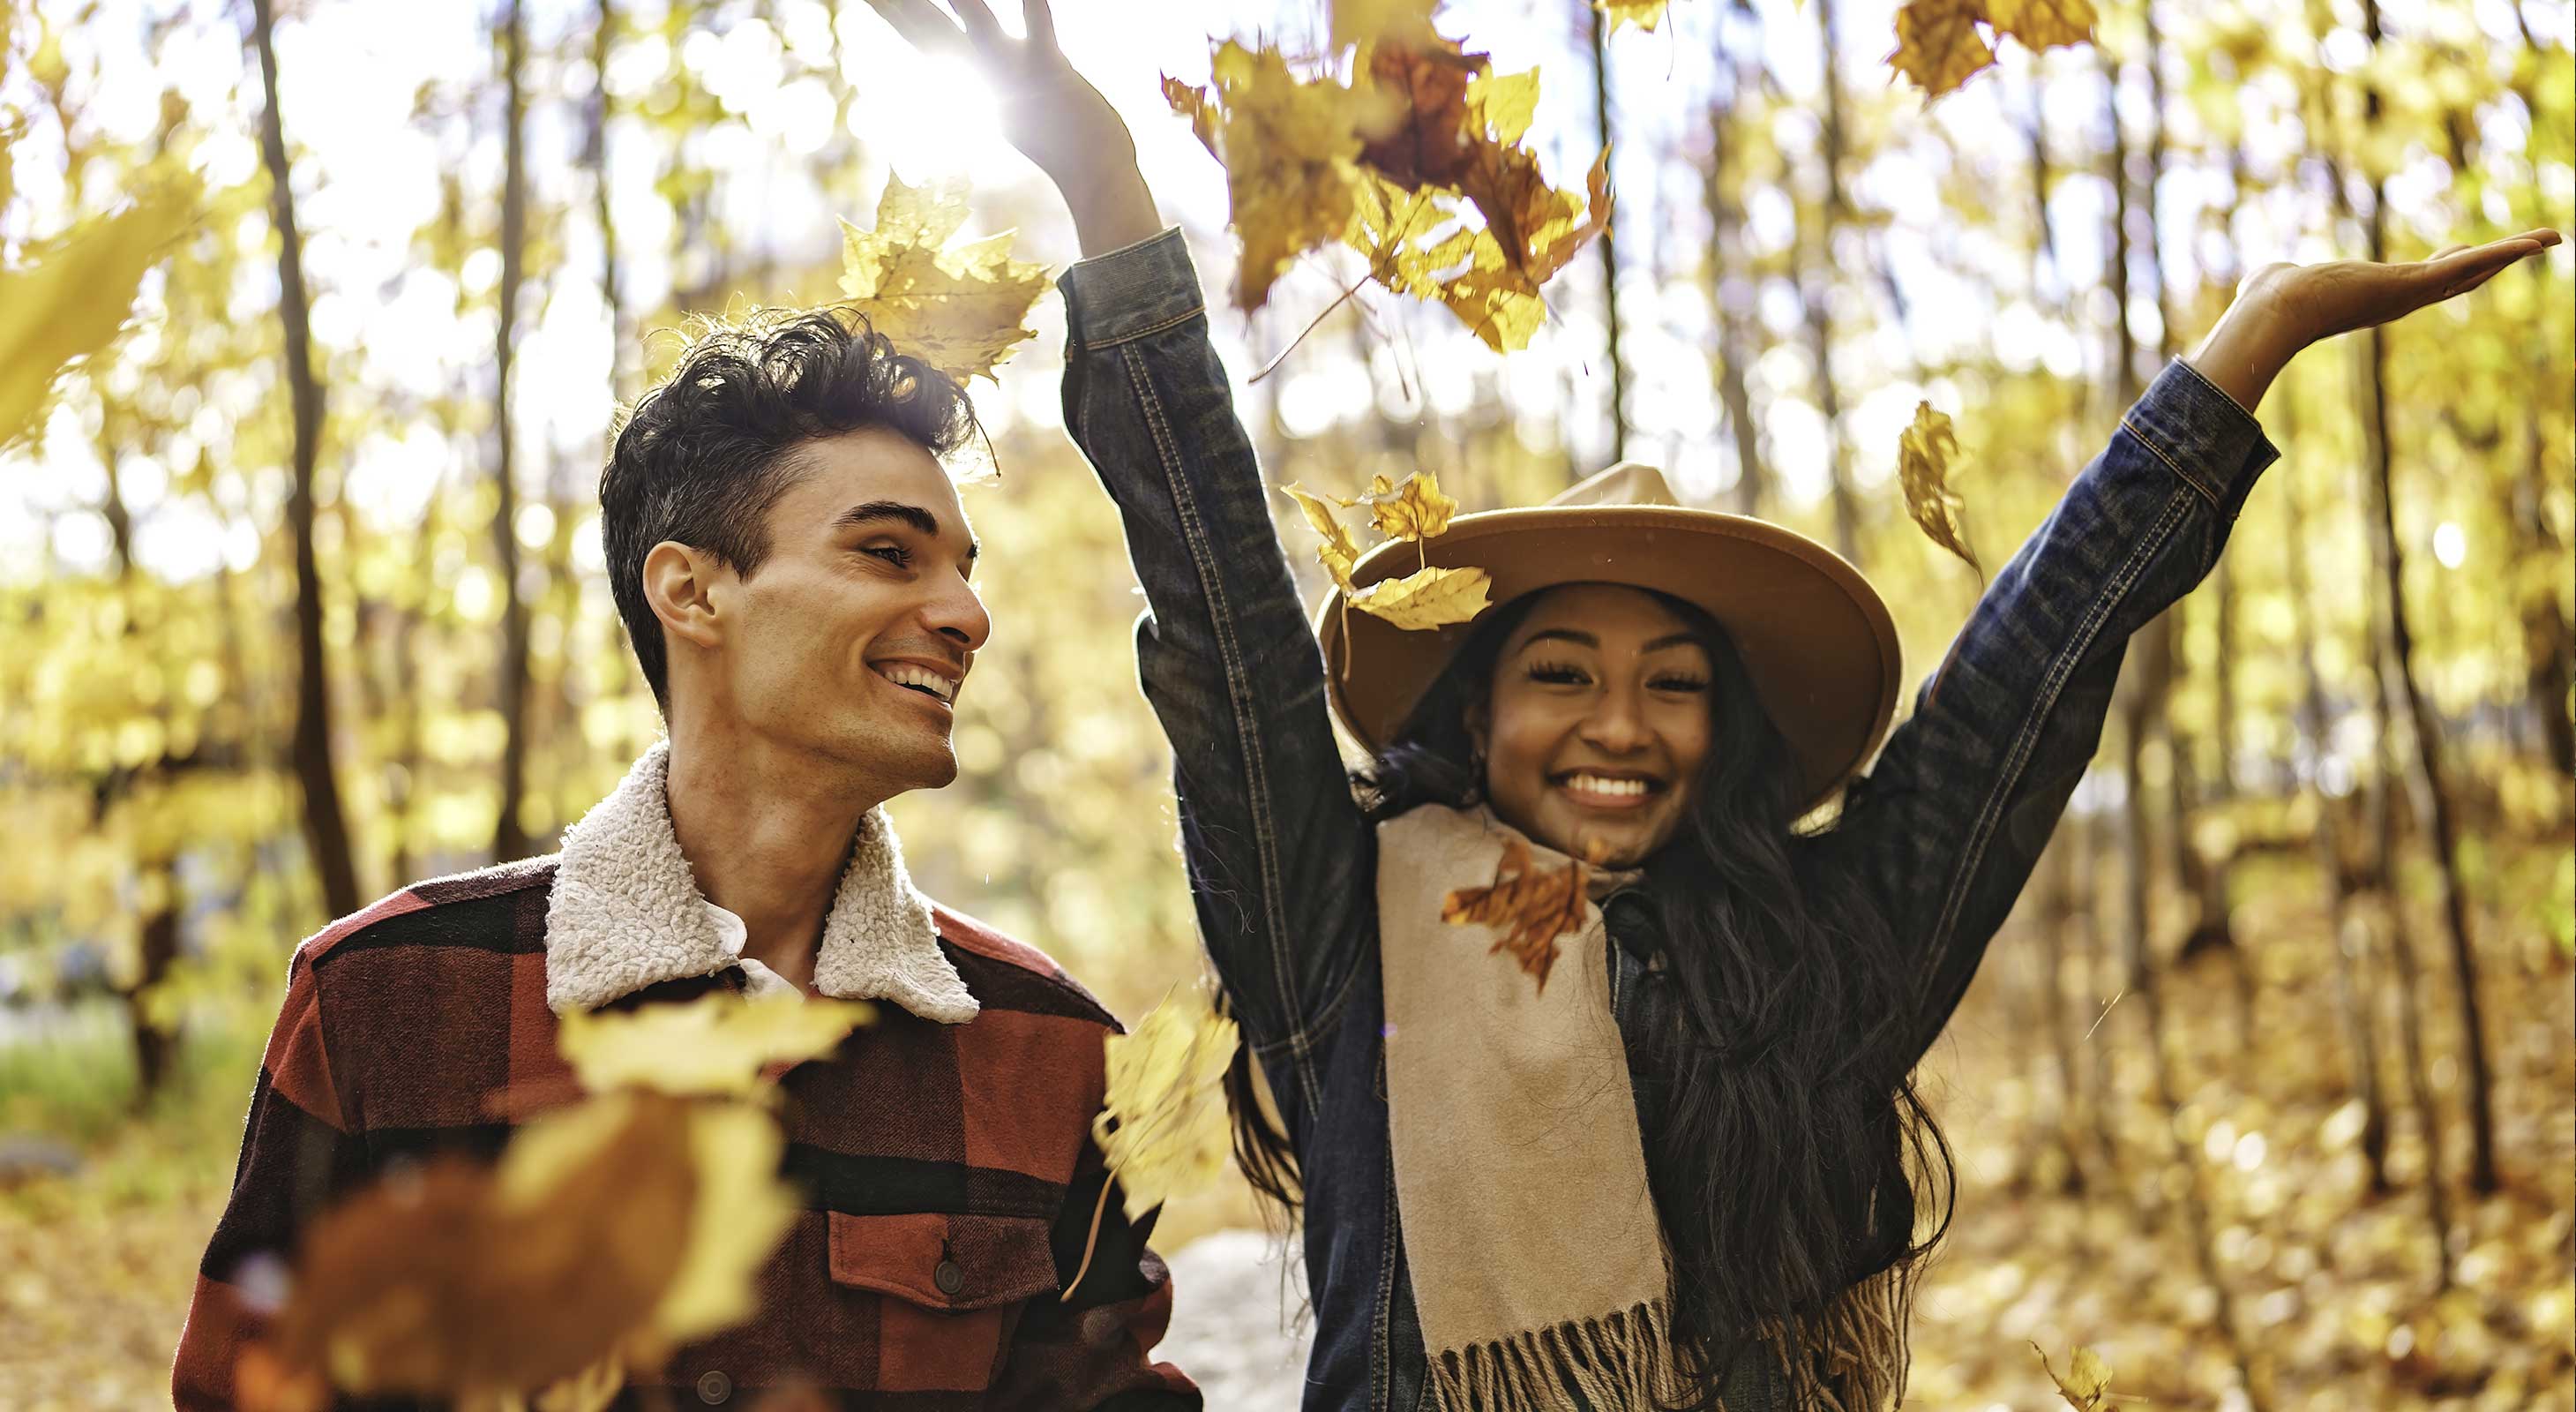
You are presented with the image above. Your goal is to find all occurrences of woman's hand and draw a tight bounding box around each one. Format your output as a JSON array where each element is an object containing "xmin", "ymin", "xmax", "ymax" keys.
[
  {"xmin": 865, "ymin": 0, "xmax": 1163, "ymax": 257},
  {"xmin": 2186, "ymin": 229, "xmax": 2563, "ymax": 414}
]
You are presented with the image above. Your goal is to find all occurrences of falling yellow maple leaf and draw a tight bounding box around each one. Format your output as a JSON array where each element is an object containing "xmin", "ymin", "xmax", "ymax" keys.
[
  {"xmin": 2032, "ymin": 1341, "xmax": 2121, "ymax": 1410},
  {"xmin": 1897, "ymin": 400, "xmax": 1981, "ymax": 577},
  {"xmin": 1443, "ymin": 839, "xmax": 1592, "ymax": 994},
  {"xmin": 1352, "ymin": 562, "xmax": 1494, "ymax": 630},
  {"xmin": 1164, "ymin": 41, "xmax": 1382, "ymax": 311},
  {"xmin": 1594, "ymin": 0, "xmax": 1670, "ymax": 34},
  {"xmin": 1889, "ymin": 0, "xmax": 2096, "ymax": 98},
  {"xmin": 836, "ymin": 173, "xmax": 1050, "ymax": 384},
  {"xmin": 556, "ymin": 992, "xmax": 873, "ymax": 1099},
  {"xmin": 0, "ymin": 180, "xmax": 198, "ymax": 448},
  {"xmin": 1281, "ymin": 484, "xmax": 1367, "ymax": 589},
  {"xmin": 1345, "ymin": 469, "xmax": 1460, "ymax": 543},
  {"xmin": 1096, "ymin": 989, "xmax": 1239, "ymax": 1221}
]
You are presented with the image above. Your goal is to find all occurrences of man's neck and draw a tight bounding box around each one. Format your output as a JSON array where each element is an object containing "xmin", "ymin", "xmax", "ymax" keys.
[{"xmin": 662, "ymin": 724, "xmax": 892, "ymax": 993}]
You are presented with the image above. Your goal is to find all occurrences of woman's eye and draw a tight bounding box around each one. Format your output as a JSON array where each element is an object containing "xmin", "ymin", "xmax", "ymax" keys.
[
  {"xmin": 1651, "ymin": 676, "xmax": 1710, "ymax": 693},
  {"xmin": 861, "ymin": 545, "xmax": 913, "ymax": 567},
  {"xmin": 1526, "ymin": 662, "xmax": 1589, "ymax": 686}
]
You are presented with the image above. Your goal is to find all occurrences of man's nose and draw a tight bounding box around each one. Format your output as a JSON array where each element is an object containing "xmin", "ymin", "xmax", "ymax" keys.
[{"xmin": 925, "ymin": 575, "xmax": 992, "ymax": 654}]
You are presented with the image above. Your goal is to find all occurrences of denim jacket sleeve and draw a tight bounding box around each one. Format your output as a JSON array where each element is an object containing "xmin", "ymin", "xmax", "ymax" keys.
[
  {"xmin": 1832, "ymin": 356, "xmax": 2279, "ymax": 1064},
  {"xmin": 1055, "ymin": 228, "xmax": 1371, "ymax": 1125}
]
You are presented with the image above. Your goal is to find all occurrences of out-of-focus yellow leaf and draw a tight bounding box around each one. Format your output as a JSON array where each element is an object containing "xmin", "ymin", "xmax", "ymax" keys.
[
  {"xmin": 1352, "ymin": 562, "xmax": 1493, "ymax": 630},
  {"xmin": 1163, "ymin": 41, "xmax": 1380, "ymax": 311},
  {"xmin": 1594, "ymin": 0, "xmax": 1669, "ymax": 34},
  {"xmin": 1464, "ymin": 68, "xmax": 1539, "ymax": 146},
  {"xmin": 1096, "ymin": 989, "xmax": 1239, "ymax": 1220},
  {"xmin": 1890, "ymin": 0, "xmax": 1996, "ymax": 98},
  {"xmin": 2032, "ymin": 1341, "xmax": 2118, "ymax": 1410},
  {"xmin": 556, "ymin": 993, "xmax": 872, "ymax": 1099},
  {"xmin": 0, "ymin": 182, "xmax": 198, "ymax": 447},
  {"xmin": 836, "ymin": 172, "xmax": 1049, "ymax": 383},
  {"xmin": 1890, "ymin": 0, "xmax": 2096, "ymax": 97},
  {"xmin": 1898, "ymin": 400, "xmax": 1981, "ymax": 576},
  {"xmin": 1282, "ymin": 484, "xmax": 1367, "ymax": 589},
  {"xmin": 531, "ymin": 1356, "xmax": 626, "ymax": 1412},
  {"xmin": 1333, "ymin": 0, "xmax": 1442, "ymax": 50},
  {"xmin": 651, "ymin": 1102, "xmax": 798, "ymax": 1342}
]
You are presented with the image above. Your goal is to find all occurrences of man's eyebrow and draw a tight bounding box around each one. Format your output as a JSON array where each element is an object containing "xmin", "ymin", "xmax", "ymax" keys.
[{"xmin": 834, "ymin": 499, "xmax": 980, "ymax": 564}]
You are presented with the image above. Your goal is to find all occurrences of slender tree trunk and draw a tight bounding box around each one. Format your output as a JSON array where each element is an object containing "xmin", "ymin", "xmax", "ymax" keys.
[
  {"xmin": 593, "ymin": 0, "xmax": 632, "ymax": 409},
  {"xmin": 250, "ymin": 0, "xmax": 361, "ymax": 920},
  {"xmin": 1797, "ymin": 0, "xmax": 1859, "ymax": 562},
  {"xmin": 2039, "ymin": 830, "xmax": 2091, "ymax": 1194},
  {"xmin": 2354, "ymin": 0, "xmax": 2500, "ymax": 1196},
  {"xmin": 99, "ymin": 437, "xmax": 185, "ymax": 1107},
  {"xmin": 491, "ymin": 0, "xmax": 534, "ymax": 863},
  {"xmin": 2280, "ymin": 399, "xmax": 2393, "ymax": 1194},
  {"xmin": 2512, "ymin": 422, "xmax": 2575, "ymax": 776},
  {"xmin": 1704, "ymin": 81, "xmax": 1765, "ymax": 517},
  {"xmin": 1585, "ymin": 3, "xmax": 1627, "ymax": 464}
]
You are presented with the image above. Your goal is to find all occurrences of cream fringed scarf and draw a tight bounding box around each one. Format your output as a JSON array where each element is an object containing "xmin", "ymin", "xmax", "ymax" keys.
[{"xmin": 1377, "ymin": 803, "xmax": 1914, "ymax": 1412}]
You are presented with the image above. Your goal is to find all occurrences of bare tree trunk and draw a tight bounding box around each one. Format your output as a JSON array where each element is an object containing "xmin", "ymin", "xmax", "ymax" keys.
[
  {"xmin": 2512, "ymin": 422, "xmax": 2575, "ymax": 776},
  {"xmin": 1704, "ymin": 64, "xmax": 1765, "ymax": 517},
  {"xmin": 2278, "ymin": 438, "xmax": 2393, "ymax": 1198},
  {"xmin": 250, "ymin": 0, "xmax": 361, "ymax": 920},
  {"xmin": 1800, "ymin": 0, "xmax": 1860, "ymax": 562},
  {"xmin": 1585, "ymin": 3, "xmax": 1627, "ymax": 464},
  {"xmin": 2354, "ymin": 0, "xmax": 2499, "ymax": 1196},
  {"xmin": 99, "ymin": 433, "xmax": 184, "ymax": 1108},
  {"xmin": 2038, "ymin": 830, "xmax": 2091, "ymax": 1194},
  {"xmin": 492, "ymin": 0, "xmax": 534, "ymax": 863},
  {"xmin": 592, "ymin": 0, "xmax": 631, "ymax": 411}
]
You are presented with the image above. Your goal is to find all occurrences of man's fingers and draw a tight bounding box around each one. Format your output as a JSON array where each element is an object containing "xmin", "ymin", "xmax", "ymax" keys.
[{"xmin": 867, "ymin": 0, "xmax": 972, "ymax": 58}]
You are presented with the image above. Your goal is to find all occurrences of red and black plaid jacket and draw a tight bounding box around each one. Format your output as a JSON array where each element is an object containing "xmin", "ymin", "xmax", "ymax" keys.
[{"xmin": 172, "ymin": 856, "xmax": 1198, "ymax": 1409}]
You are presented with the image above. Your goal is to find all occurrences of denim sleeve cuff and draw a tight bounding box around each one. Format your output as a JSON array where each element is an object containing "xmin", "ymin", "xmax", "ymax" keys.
[
  {"xmin": 1058, "ymin": 226, "xmax": 1207, "ymax": 350},
  {"xmin": 2119, "ymin": 357, "xmax": 2282, "ymax": 519}
]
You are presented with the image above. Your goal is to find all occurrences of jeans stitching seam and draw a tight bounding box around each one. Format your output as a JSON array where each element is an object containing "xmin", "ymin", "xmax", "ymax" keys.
[
  {"xmin": 1118, "ymin": 342, "xmax": 1325, "ymax": 1115},
  {"xmin": 1918, "ymin": 487, "xmax": 2197, "ymax": 978},
  {"xmin": 1078, "ymin": 307, "xmax": 1209, "ymax": 351},
  {"xmin": 2119, "ymin": 409, "xmax": 2224, "ymax": 509}
]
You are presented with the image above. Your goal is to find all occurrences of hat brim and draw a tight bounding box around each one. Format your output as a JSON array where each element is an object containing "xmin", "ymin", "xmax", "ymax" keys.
[{"xmin": 1314, "ymin": 506, "xmax": 1902, "ymax": 812}]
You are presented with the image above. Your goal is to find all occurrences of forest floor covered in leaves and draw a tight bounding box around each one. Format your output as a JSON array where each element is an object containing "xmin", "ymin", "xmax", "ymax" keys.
[{"xmin": 3, "ymin": 844, "xmax": 2569, "ymax": 1411}]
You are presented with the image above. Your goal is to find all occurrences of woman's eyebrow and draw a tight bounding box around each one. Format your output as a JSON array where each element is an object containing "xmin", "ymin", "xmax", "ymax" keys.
[
  {"xmin": 1517, "ymin": 627, "xmax": 1599, "ymax": 650},
  {"xmin": 1642, "ymin": 632, "xmax": 1701, "ymax": 652}
]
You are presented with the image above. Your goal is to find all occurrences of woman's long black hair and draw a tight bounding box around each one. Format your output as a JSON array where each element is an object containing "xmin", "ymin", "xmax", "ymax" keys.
[{"xmin": 1220, "ymin": 586, "xmax": 1957, "ymax": 1407}]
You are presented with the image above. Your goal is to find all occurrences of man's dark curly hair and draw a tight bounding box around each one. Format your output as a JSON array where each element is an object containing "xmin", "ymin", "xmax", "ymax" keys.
[{"xmin": 599, "ymin": 307, "xmax": 979, "ymax": 713}]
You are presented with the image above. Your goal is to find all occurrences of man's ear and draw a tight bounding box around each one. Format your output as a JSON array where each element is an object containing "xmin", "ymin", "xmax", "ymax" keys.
[{"xmin": 641, "ymin": 541, "xmax": 724, "ymax": 650}]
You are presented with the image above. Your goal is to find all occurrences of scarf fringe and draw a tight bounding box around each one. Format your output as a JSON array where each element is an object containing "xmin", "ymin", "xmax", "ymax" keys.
[
  {"xmin": 1428, "ymin": 1298, "xmax": 1678, "ymax": 1412},
  {"xmin": 1424, "ymin": 1268, "xmax": 1918, "ymax": 1412}
]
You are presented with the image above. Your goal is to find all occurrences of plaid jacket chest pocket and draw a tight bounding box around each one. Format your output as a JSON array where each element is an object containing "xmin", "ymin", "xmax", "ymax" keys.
[{"xmin": 827, "ymin": 1210, "xmax": 1061, "ymax": 1393}]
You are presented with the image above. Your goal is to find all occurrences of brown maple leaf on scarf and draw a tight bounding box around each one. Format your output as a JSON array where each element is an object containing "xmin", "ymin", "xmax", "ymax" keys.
[{"xmin": 1441, "ymin": 839, "xmax": 1590, "ymax": 994}]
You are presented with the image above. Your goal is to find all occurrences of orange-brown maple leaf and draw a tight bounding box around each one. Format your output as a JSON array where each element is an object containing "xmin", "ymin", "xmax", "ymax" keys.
[
  {"xmin": 1355, "ymin": 38, "xmax": 1485, "ymax": 190},
  {"xmin": 1442, "ymin": 840, "xmax": 1591, "ymax": 995}
]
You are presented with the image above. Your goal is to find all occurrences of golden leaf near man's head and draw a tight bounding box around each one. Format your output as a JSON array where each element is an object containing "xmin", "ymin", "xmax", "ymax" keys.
[
  {"xmin": 1095, "ymin": 990, "xmax": 1239, "ymax": 1221},
  {"xmin": 1897, "ymin": 400, "xmax": 1981, "ymax": 578},
  {"xmin": 836, "ymin": 173, "xmax": 1050, "ymax": 384}
]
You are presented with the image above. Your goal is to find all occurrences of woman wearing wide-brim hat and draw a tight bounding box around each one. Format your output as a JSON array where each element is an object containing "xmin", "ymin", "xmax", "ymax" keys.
[{"xmin": 888, "ymin": 6, "xmax": 2559, "ymax": 1408}]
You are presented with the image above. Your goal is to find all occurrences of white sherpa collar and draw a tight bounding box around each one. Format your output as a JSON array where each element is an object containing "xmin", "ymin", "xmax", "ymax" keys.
[{"xmin": 543, "ymin": 740, "xmax": 979, "ymax": 1025}]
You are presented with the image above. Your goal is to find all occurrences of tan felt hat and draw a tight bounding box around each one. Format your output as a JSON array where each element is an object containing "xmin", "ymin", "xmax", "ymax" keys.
[{"xmin": 1314, "ymin": 462, "xmax": 1903, "ymax": 811}]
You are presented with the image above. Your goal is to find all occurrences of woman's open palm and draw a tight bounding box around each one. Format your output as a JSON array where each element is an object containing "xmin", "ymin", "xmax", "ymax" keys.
[{"xmin": 2250, "ymin": 229, "xmax": 2562, "ymax": 345}]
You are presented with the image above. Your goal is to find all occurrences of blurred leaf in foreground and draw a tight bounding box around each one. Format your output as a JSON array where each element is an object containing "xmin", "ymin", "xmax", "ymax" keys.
[
  {"xmin": 0, "ymin": 181, "xmax": 198, "ymax": 447},
  {"xmin": 1097, "ymin": 989, "xmax": 1238, "ymax": 1220},
  {"xmin": 557, "ymin": 992, "xmax": 872, "ymax": 1098}
]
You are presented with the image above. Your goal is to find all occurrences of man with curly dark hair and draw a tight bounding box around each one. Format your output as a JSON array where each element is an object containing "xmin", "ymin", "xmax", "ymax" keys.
[{"xmin": 175, "ymin": 308, "xmax": 1201, "ymax": 1410}]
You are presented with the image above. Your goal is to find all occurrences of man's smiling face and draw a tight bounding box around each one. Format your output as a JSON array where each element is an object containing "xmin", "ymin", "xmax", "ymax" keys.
[{"xmin": 699, "ymin": 426, "xmax": 990, "ymax": 792}]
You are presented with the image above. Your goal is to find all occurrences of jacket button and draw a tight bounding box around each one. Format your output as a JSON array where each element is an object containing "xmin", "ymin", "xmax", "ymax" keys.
[
  {"xmin": 933, "ymin": 1258, "xmax": 965, "ymax": 1296},
  {"xmin": 695, "ymin": 1370, "xmax": 731, "ymax": 1404}
]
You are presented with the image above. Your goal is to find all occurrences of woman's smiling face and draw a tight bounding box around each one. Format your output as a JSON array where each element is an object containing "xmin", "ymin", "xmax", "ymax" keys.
[{"xmin": 1473, "ymin": 584, "xmax": 1714, "ymax": 867}]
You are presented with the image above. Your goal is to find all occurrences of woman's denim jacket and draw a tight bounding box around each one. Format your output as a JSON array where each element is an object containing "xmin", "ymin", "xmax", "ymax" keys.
[{"xmin": 1056, "ymin": 229, "xmax": 2279, "ymax": 1412}]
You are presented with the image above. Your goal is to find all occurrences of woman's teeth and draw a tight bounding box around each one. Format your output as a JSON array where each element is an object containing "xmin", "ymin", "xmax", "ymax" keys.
[
  {"xmin": 1561, "ymin": 773, "xmax": 1651, "ymax": 798},
  {"xmin": 876, "ymin": 665, "xmax": 955, "ymax": 703}
]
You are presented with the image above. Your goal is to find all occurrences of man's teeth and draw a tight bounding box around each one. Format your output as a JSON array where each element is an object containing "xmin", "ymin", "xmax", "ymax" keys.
[
  {"xmin": 876, "ymin": 665, "xmax": 955, "ymax": 703},
  {"xmin": 1563, "ymin": 774, "xmax": 1651, "ymax": 798}
]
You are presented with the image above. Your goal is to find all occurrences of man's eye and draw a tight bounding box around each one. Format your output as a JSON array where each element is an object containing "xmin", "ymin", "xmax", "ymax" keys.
[{"xmin": 861, "ymin": 545, "xmax": 913, "ymax": 567}]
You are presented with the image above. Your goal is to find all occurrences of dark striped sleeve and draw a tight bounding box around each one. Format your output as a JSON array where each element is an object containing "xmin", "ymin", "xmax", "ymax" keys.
[{"xmin": 172, "ymin": 943, "xmax": 371, "ymax": 1411}]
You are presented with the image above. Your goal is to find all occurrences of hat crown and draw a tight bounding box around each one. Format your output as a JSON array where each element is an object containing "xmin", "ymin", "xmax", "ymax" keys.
[{"xmin": 1545, "ymin": 461, "xmax": 1680, "ymax": 510}]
